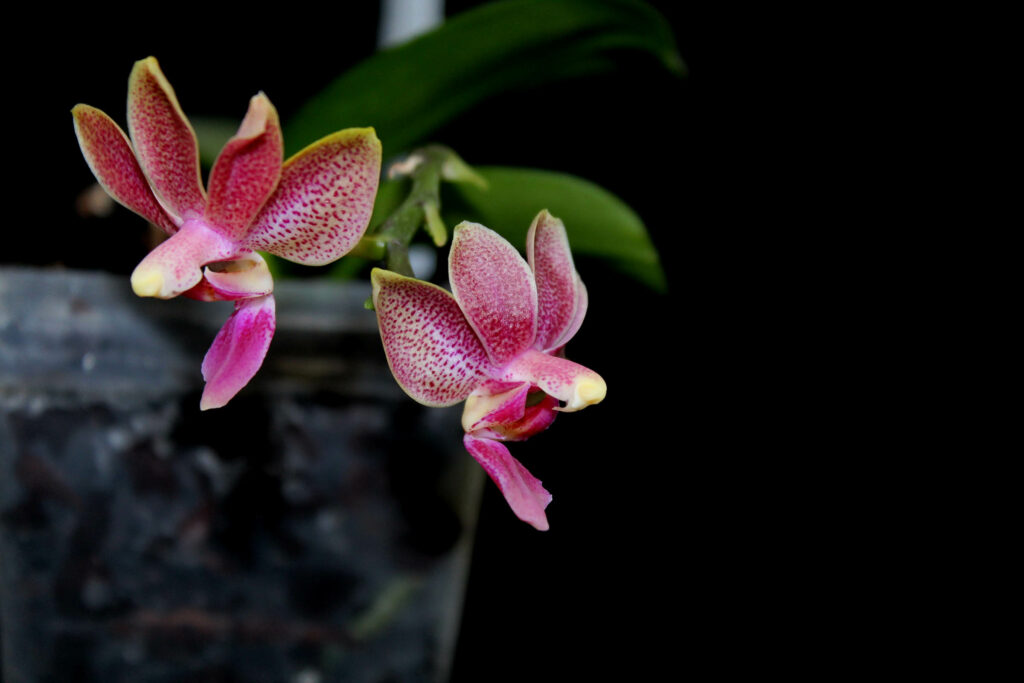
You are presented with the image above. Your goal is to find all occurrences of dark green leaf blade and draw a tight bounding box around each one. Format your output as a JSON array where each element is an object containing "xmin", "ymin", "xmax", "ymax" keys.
[
  {"xmin": 447, "ymin": 166, "xmax": 666, "ymax": 291},
  {"xmin": 285, "ymin": 0, "xmax": 683, "ymax": 155}
]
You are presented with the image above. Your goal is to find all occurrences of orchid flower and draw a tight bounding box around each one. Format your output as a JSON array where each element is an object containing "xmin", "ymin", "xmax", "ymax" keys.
[
  {"xmin": 371, "ymin": 211, "xmax": 606, "ymax": 530},
  {"xmin": 72, "ymin": 57, "xmax": 381, "ymax": 409}
]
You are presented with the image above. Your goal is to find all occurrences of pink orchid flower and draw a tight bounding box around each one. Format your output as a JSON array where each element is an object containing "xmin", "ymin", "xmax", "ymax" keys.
[
  {"xmin": 72, "ymin": 57, "xmax": 381, "ymax": 409},
  {"xmin": 371, "ymin": 212, "xmax": 606, "ymax": 530}
]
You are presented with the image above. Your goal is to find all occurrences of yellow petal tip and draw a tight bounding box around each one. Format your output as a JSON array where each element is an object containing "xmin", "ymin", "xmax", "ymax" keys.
[
  {"xmin": 131, "ymin": 268, "xmax": 164, "ymax": 297},
  {"xmin": 568, "ymin": 377, "xmax": 606, "ymax": 411}
]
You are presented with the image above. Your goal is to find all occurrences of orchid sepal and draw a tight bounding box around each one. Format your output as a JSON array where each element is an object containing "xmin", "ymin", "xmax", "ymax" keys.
[
  {"xmin": 449, "ymin": 221, "xmax": 538, "ymax": 366},
  {"xmin": 71, "ymin": 104, "xmax": 177, "ymax": 235},
  {"xmin": 371, "ymin": 268, "xmax": 491, "ymax": 407},
  {"xmin": 546, "ymin": 274, "xmax": 588, "ymax": 354},
  {"xmin": 528, "ymin": 210, "xmax": 588, "ymax": 352},
  {"xmin": 127, "ymin": 57, "xmax": 206, "ymax": 223},
  {"xmin": 205, "ymin": 93, "xmax": 283, "ymax": 240}
]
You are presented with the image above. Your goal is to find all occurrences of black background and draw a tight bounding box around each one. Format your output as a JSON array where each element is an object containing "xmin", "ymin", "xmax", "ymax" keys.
[{"xmin": 4, "ymin": 3, "xmax": 773, "ymax": 680}]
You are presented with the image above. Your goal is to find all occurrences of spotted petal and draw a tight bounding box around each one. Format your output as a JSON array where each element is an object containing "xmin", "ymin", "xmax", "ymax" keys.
[
  {"xmin": 527, "ymin": 210, "xmax": 585, "ymax": 352},
  {"xmin": 200, "ymin": 294, "xmax": 276, "ymax": 410},
  {"xmin": 464, "ymin": 435, "xmax": 552, "ymax": 531},
  {"xmin": 205, "ymin": 93, "xmax": 283, "ymax": 239},
  {"xmin": 71, "ymin": 105, "xmax": 177, "ymax": 234},
  {"xmin": 127, "ymin": 57, "xmax": 206, "ymax": 223},
  {"xmin": 371, "ymin": 269, "xmax": 492, "ymax": 407},
  {"xmin": 247, "ymin": 128, "xmax": 381, "ymax": 264},
  {"xmin": 549, "ymin": 274, "xmax": 588, "ymax": 353},
  {"xmin": 449, "ymin": 222, "xmax": 538, "ymax": 365}
]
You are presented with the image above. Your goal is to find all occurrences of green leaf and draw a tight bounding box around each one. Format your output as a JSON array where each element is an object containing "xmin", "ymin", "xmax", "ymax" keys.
[
  {"xmin": 190, "ymin": 116, "xmax": 236, "ymax": 167},
  {"xmin": 368, "ymin": 176, "xmax": 408, "ymax": 231},
  {"xmin": 284, "ymin": 0, "xmax": 683, "ymax": 155},
  {"xmin": 446, "ymin": 166, "xmax": 666, "ymax": 291}
]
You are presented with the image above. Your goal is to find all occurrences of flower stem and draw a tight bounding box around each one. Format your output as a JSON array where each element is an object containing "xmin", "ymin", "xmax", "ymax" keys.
[{"xmin": 367, "ymin": 145, "xmax": 451, "ymax": 278}]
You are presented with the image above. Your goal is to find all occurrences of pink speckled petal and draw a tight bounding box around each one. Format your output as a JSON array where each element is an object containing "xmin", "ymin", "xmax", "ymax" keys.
[
  {"xmin": 371, "ymin": 268, "xmax": 492, "ymax": 407},
  {"xmin": 549, "ymin": 275, "xmax": 588, "ymax": 353},
  {"xmin": 127, "ymin": 57, "xmax": 206, "ymax": 223},
  {"xmin": 71, "ymin": 105, "xmax": 177, "ymax": 234},
  {"xmin": 205, "ymin": 93, "xmax": 283, "ymax": 239},
  {"xmin": 130, "ymin": 219, "xmax": 239, "ymax": 299},
  {"xmin": 449, "ymin": 222, "xmax": 538, "ymax": 365},
  {"xmin": 200, "ymin": 294, "xmax": 276, "ymax": 410},
  {"xmin": 462, "ymin": 381, "xmax": 531, "ymax": 433},
  {"xmin": 464, "ymin": 434, "xmax": 551, "ymax": 531},
  {"xmin": 502, "ymin": 349, "xmax": 606, "ymax": 413},
  {"xmin": 247, "ymin": 128, "xmax": 382, "ymax": 264},
  {"xmin": 527, "ymin": 210, "xmax": 584, "ymax": 352}
]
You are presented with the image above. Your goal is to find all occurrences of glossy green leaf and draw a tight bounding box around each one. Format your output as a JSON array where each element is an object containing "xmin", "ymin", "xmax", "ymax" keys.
[
  {"xmin": 190, "ymin": 117, "xmax": 236, "ymax": 167},
  {"xmin": 284, "ymin": 0, "xmax": 683, "ymax": 155},
  {"xmin": 368, "ymin": 177, "xmax": 408, "ymax": 230},
  {"xmin": 446, "ymin": 166, "xmax": 666, "ymax": 291}
]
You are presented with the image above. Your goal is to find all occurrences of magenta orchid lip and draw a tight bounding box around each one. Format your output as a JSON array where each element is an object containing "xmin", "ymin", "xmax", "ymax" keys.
[{"xmin": 73, "ymin": 57, "xmax": 381, "ymax": 410}]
